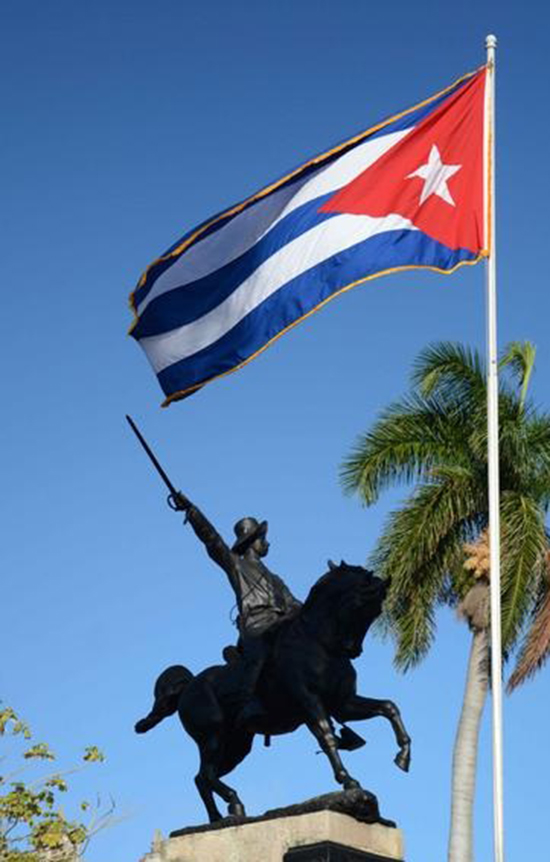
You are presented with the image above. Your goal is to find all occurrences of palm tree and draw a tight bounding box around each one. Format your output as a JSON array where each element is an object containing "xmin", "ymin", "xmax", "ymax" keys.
[{"xmin": 341, "ymin": 341, "xmax": 550, "ymax": 862}]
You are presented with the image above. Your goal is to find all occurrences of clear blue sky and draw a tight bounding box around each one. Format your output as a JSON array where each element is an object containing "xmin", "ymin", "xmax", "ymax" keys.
[{"xmin": 2, "ymin": 2, "xmax": 549, "ymax": 861}]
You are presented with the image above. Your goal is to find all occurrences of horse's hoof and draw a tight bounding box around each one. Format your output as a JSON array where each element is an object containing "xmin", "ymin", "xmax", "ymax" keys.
[
  {"xmin": 394, "ymin": 748, "xmax": 411, "ymax": 772},
  {"xmin": 208, "ymin": 814, "xmax": 224, "ymax": 824},
  {"xmin": 228, "ymin": 802, "xmax": 246, "ymax": 818}
]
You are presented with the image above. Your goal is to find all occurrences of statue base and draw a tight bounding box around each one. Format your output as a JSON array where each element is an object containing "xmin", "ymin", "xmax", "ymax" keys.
[{"xmin": 141, "ymin": 792, "xmax": 404, "ymax": 862}]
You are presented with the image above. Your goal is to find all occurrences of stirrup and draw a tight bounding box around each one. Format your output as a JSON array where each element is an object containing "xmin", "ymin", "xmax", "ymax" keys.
[{"xmin": 336, "ymin": 725, "xmax": 366, "ymax": 751}]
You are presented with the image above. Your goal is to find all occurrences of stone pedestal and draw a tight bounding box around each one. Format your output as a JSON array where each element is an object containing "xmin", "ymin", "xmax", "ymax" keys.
[{"xmin": 141, "ymin": 809, "xmax": 404, "ymax": 862}]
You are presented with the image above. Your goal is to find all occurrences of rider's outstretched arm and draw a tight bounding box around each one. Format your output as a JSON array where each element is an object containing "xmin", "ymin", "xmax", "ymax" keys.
[{"xmin": 173, "ymin": 493, "xmax": 238, "ymax": 593}]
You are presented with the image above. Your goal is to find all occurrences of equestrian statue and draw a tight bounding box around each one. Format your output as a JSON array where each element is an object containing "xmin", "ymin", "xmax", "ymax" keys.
[{"xmin": 128, "ymin": 416, "xmax": 411, "ymax": 824}]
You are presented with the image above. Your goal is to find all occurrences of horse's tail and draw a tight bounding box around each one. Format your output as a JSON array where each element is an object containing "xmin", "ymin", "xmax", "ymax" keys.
[{"xmin": 134, "ymin": 665, "xmax": 194, "ymax": 734}]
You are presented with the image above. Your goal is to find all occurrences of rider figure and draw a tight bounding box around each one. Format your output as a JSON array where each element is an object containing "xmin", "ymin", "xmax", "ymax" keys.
[{"xmin": 173, "ymin": 493, "xmax": 301, "ymax": 727}]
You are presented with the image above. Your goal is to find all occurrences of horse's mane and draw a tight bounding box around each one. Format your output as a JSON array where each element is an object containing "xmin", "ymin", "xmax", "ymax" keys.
[{"xmin": 303, "ymin": 562, "xmax": 376, "ymax": 611}]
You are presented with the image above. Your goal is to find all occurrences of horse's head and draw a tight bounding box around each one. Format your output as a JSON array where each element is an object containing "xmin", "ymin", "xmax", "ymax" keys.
[{"xmin": 303, "ymin": 560, "xmax": 389, "ymax": 658}]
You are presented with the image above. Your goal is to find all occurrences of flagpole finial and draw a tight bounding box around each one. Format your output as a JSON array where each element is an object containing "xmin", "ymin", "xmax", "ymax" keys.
[{"xmin": 486, "ymin": 34, "xmax": 497, "ymax": 49}]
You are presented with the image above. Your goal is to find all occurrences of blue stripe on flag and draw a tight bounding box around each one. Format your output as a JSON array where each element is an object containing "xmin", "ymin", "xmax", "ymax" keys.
[
  {"xmin": 156, "ymin": 230, "xmax": 477, "ymax": 399},
  {"xmin": 132, "ymin": 192, "xmax": 338, "ymax": 339}
]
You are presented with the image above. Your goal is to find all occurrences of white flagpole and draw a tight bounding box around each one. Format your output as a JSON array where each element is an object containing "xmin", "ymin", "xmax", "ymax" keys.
[{"xmin": 484, "ymin": 33, "xmax": 505, "ymax": 862}]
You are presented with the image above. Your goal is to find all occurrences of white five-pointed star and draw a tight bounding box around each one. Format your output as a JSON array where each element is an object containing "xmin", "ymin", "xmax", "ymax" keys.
[{"xmin": 406, "ymin": 144, "xmax": 461, "ymax": 206}]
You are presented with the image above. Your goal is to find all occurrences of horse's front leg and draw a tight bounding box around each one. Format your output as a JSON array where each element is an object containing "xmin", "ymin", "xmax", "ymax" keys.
[
  {"xmin": 335, "ymin": 695, "xmax": 411, "ymax": 773},
  {"xmin": 301, "ymin": 694, "xmax": 361, "ymax": 791}
]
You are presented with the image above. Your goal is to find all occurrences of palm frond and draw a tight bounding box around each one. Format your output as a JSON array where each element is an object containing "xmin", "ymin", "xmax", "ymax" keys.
[
  {"xmin": 341, "ymin": 395, "xmax": 471, "ymax": 505},
  {"xmin": 500, "ymin": 492, "xmax": 548, "ymax": 651},
  {"xmin": 500, "ymin": 341, "xmax": 536, "ymax": 409},
  {"xmin": 523, "ymin": 413, "xmax": 550, "ymax": 460},
  {"xmin": 390, "ymin": 593, "xmax": 437, "ymax": 670},
  {"xmin": 373, "ymin": 475, "xmax": 483, "ymax": 586},
  {"xmin": 412, "ymin": 342, "xmax": 485, "ymax": 403},
  {"xmin": 371, "ymin": 476, "xmax": 484, "ymax": 667},
  {"xmin": 384, "ymin": 526, "xmax": 477, "ymax": 669},
  {"xmin": 508, "ymin": 571, "xmax": 550, "ymax": 690},
  {"xmin": 521, "ymin": 414, "xmax": 550, "ymax": 493}
]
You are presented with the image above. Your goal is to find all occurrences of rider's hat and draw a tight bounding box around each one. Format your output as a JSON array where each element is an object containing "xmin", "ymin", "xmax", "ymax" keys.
[{"xmin": 231, "ymin": 517, "xmax": 268, "ymax": 554}]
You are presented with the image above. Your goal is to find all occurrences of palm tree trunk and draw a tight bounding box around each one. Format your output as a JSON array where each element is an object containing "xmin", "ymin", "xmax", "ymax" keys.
[{"xmin": 448, "ymin": 629, "xmax": 489, "ymax": 862}]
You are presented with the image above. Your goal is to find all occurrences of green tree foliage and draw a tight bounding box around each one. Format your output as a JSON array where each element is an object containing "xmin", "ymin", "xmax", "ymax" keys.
[
  {"xmin": 341, "ymin": 341, "xmax": 550, "ymax": 675},
  {"xmin": 341, "ymin": 341, "xmax": 550, "ymax": 862},
  {"xmin": 0, "ymin": 707, "xmax": 109, "ymax": 862}
]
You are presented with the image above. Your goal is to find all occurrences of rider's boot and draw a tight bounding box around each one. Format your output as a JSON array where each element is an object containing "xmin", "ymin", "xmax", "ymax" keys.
[{"xmin": 234, "ymin": 634, "xmax": 267, "ymax": 728}]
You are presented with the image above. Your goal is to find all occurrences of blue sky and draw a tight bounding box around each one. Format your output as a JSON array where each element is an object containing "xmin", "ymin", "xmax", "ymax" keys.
[{"xmin": 2, "ymin": 2, "xmax": 550, "ymax": 861}]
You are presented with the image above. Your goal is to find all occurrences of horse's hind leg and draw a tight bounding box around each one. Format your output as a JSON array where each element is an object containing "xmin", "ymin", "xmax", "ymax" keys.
[
  {"xmin": 180, "ymin": 678, "xmax": 248, "ymax": 822},
  {"xmin": 204, "ymin": 765, "xmax": 246, "ymax": 819},
  {"xmin": 195, "ymin": 771, "xmax": 223, "ymax": 824},
  {"xmin": 196, "ymin": 735, "xmax": 246, "ymax": 822}
]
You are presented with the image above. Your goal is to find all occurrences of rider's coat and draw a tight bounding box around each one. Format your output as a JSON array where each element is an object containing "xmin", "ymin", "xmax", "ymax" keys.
[{"xmin": 185, "ymin": 505, "xmax": 301, "ymax": 636}]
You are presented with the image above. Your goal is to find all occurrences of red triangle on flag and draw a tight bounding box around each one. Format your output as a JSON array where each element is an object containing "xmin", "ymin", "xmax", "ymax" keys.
[{"xmin": 320, "ymin": 69, "xmax": 487, "ymax": 254}]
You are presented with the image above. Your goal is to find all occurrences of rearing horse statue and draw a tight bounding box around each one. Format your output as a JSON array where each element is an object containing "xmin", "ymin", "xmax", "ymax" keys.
[{"xmin": 135, "ymin": 561, "xmax": 411, "ymax": 823}]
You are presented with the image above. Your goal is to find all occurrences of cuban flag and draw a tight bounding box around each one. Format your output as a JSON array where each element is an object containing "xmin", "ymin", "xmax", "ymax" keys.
[{"xmin": 130, "ymin": 67, "xmax": 487, "ymax": 405}]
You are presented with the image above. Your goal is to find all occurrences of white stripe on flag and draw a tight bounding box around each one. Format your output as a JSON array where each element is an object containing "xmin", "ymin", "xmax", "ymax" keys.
[
  {"xmin": 137, "ymin": 128, "xmax": 412, "ymax": 317},
  {"xmin": 136, "ymin": 173, "xmax": 314, "ymax": 316},
  {"xmin": 141, "ymin": 211, "xmax": 416, "ymax": 373},
  {"xmin": 273, "ymin": 128, "xmax": 409, "ymax": 218}
]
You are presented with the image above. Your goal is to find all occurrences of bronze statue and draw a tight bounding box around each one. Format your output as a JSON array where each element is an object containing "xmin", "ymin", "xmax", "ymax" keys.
[
  {"xmin": 135, "ymin": 559, "xmax": 411, "ymax": 823},
  {"xmin": 127, "ymin": 417, "xmax": 411, "ymax": 824}
]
